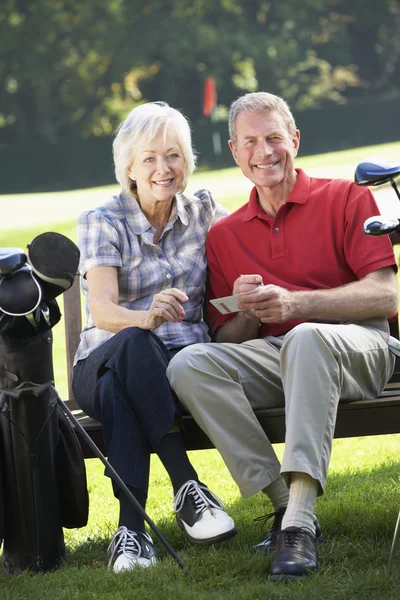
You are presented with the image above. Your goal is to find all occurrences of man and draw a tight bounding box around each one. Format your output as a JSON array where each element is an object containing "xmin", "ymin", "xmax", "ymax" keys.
[{"xmin": 166, "ymin": 92, "xmax": 398, "ymax": 581}]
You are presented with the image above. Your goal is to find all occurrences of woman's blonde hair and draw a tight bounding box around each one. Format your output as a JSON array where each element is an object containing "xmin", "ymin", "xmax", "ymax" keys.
[{"xmin": 113, "ymin": 101, "xmax": 196, "ymax": 196}]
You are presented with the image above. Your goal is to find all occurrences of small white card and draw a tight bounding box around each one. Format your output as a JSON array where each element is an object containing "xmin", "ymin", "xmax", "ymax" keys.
[{"xmin": 210, "ymin": 293, "xmax": 242, "ymax": 314}]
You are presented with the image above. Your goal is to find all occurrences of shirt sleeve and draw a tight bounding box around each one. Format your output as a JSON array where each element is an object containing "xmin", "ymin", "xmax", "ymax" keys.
[
  {"xmin": 206, "ymin": 226, "xmax": 236, "ymax": 333},
  {"xmin": 77, "ymin": 209, "xmax": 123, "ymax": 278},
  {"xmin": 343, "ymin": 185, "xmax": 397, "ymax": 278}
]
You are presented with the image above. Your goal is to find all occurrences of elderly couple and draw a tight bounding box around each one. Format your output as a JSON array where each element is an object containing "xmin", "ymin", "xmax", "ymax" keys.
[{"xmin": 72, "ymin": 92, "xmax": 397, "ymax": 581}]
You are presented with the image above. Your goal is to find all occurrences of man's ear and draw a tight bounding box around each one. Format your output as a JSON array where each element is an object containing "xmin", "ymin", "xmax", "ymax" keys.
[
  {"xmin": 293, "ymin": 130, "xmax": 300, "ymax": 157},
  {"xmin": 228, "ymin": 139, "xmax": 240, "ymax": 166}
]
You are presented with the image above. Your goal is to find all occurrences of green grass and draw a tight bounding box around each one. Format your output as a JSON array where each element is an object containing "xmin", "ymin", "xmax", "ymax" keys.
[
  {"xmin": 1, "ymin": 140, "xmax": 400, "ymax": 598},
  {"xmin": 2, "ymin": 439, "xmax": 400, "ymax": 599}
]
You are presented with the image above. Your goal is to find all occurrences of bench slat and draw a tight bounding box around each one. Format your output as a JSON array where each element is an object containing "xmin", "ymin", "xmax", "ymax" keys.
[{"xmin": 71, "ymin": 391, "xmax": 400, "ymax": 458}]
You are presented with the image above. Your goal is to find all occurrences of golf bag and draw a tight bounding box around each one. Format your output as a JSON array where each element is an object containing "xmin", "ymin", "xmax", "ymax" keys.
[
  {"xmin": 0, "ymin": 234, "xmax": 189, "ymax": 574},
  {"xmin": 0, "ymin": 234, "xmax": 89, "ymax": 574}
]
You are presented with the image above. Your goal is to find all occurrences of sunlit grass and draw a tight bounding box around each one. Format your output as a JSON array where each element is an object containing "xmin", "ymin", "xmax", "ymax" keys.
[{"xmin": 2, "ymin": 438, "xmax": 400, "ymax": 599}]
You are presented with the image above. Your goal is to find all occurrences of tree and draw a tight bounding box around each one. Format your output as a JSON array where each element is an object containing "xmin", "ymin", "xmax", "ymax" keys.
[{"xmin": 1, "ymin": 0, "xmax": 399, "ymax": 144}]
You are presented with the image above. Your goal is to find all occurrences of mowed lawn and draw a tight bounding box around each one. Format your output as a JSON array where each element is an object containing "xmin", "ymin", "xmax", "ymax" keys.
[{"xmin": 1, "ymin": 141, "xmax": 400, "ymax": 599}]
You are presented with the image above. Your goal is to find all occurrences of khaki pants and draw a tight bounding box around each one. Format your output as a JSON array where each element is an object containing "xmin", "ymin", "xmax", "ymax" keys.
[{"xmin": 167, "ymin": 319, "xmax": 394, "ymax": 498}]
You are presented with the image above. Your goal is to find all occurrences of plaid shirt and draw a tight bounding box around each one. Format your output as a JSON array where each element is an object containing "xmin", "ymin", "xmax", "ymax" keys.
[{"xmin": 74, "ymin": 189, "xmax": 228, "ymax": 364}]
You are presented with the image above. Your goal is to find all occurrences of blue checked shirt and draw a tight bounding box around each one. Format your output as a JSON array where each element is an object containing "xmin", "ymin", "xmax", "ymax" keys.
[{"xmin": 74, "ymin": 189, "xmax": 228, "ymax": 364}]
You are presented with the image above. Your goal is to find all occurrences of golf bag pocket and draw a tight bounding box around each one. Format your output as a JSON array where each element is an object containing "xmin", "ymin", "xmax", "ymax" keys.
[
  {"xmin": 0, "ymin": 433, "xmax": 4, "ymax": 544},
  {"xmin": 56, "ymin": 408, "xmax": 89, "ymax": 529}
]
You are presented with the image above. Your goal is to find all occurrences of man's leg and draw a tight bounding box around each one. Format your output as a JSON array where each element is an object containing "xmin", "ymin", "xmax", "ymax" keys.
[
  {"xmin": 270, "ymin": 320, "xmax": 393, "ymax": 581},
  {"xmin": 167, "ymin": 338, "xmax": 285, "ymax": 499}
]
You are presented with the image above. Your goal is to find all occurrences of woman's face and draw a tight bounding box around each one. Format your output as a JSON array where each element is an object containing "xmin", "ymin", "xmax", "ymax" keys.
[{"xmin": 128, "ymin": 128, "xmax": 185, "ymax": 206}]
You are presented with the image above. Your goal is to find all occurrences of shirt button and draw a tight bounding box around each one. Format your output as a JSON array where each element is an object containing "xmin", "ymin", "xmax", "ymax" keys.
[
  {"xmin": 166, "ymin": 273, "xmax": 171, "ymax": 279},
  {"xmin": 274, "ymin": 227, "xmax": 280, "ymax": 232}
]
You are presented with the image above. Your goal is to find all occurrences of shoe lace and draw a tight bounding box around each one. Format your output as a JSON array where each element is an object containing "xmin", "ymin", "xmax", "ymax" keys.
[
  {"xmin": 253, "ymin": 510, "xmax": 283, "ymax": 533},
  {"xmin": 107, "ymin": 526, "xmax": 148, "ymax": 567},
  {"xmin": 174, "ymin": 480, "xmax": 226, "ymax": 516},
  {"xmin": 279, "ymin": 528, "xmax": 314, "ymax": 550}
]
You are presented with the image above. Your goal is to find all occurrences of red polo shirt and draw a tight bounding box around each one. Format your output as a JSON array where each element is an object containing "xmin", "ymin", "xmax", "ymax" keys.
[{"xmin": 207, "ymin": 168, "xmax": 397, "ymax": 337}]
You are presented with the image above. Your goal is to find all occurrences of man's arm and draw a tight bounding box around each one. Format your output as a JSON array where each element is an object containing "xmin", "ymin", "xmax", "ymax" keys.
[
  {"xmin": 239, "ymin": 266, "xmax": 398, "ymax": 324},
  {"xmin": 214, "ymin": 274, "xmax": 262, "ymax": 343},
  {"xmin": 215, "ymin": 311, "xmax": 261, "ymax": 343}
]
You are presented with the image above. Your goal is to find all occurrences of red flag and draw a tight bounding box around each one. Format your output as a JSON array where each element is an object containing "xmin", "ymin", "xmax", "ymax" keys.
[{"xmin": 203, "ymin": 76, "xmax": 217, "ymax": 117}]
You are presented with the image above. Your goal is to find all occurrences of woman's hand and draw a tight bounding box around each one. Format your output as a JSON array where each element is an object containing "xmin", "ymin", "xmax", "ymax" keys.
[{"xmin": 142, "ymin": 288, "xmax": 188, "ymax": 330}]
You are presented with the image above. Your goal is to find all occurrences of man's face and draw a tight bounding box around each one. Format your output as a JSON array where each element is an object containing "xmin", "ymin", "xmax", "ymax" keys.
[{"xmin": 229, "ymin": 110, "xmax": 300, "ymax": 190}]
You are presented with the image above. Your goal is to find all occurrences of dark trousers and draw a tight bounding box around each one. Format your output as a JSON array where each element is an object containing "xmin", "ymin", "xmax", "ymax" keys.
[{"xmin": 72, "ymin": 327, "xmax": 181, "ymax": 494}]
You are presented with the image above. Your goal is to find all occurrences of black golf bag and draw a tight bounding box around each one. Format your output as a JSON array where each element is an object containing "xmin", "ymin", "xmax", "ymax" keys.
[
  {"xmin": 0, "ymin": 234, "xmax": 189, "ymax": 574},
  {"xmin": 0, "ymin": 235, "xmax": 89, "ymax": 574}
]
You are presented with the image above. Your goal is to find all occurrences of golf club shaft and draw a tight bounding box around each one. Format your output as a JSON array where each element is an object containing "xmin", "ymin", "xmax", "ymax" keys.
[{"xmin": 390, "ymin": 179, "xmax": 400, "ymax": 202}]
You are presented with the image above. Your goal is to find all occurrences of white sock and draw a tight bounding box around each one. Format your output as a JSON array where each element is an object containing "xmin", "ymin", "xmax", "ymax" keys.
[
  {"xmin": 281, "ymin": 473, "xmax": 319, "ymax": 534},
  {"xmin": 262, "ymin": 476, "xmax": 290, "ymax": 511}
]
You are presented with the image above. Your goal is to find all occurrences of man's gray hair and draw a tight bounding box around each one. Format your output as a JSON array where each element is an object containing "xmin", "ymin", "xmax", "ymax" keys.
[
  {"xmin": 113, "ymin": 101, "xmax": 196, "ymax": 196},
  {"xmin": 229, "ymin": 92, "xmax": 297, "ymax": 144}
]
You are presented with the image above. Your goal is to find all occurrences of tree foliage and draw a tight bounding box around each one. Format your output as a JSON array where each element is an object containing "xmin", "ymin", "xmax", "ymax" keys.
[{"xmin": 0, "ymin": 0, "xmax": 399, "ymax": 143}]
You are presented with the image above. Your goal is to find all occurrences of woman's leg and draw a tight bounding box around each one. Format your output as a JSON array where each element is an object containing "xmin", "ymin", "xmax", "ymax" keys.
[
  {"xmin": 73, "ymin": 336, "xmax": 158, "ymax": 571},
  {"xmin": 73, "ymin": 327, "xmax": 236, "ymax": 551}
]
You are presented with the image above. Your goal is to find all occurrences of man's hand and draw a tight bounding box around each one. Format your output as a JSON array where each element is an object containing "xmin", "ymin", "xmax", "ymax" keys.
[
  {"xmin": 142, "ymin": 288, "xmax": 188, "ymax": 330},
  {"xmin": 233, "ymin": 274, "xmax": 263, "ymax": 320},
  {"xmin": 238, "ymin": 284, "xmax": 296, "ymax": 323},
  {"xmin": 233, "ymin": 274, "xmax": 263, "ymax": 295}
]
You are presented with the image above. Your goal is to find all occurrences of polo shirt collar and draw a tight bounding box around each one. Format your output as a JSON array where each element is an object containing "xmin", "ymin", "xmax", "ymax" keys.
[
  {"xmin": 243, "ymin": 168, "xmax": 310, "ymax": 221},
  {"xmin": 118, "ymin": 191, "xmax": 189, "ymax": 235}
]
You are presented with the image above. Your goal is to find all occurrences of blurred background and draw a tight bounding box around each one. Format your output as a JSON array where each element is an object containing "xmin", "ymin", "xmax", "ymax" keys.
[{"xmin": 0, "ymin": 0, "xmax": 399, "ymax": 194}]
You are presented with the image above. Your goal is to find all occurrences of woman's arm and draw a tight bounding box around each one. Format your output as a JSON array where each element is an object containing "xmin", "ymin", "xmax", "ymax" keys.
[{"xmin": 87, "ymin": 266, "xmax": 188, "ymax": 332}]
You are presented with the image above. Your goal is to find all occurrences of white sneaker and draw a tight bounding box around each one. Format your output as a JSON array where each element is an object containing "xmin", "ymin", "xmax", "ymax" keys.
[
  {"xmin": 174, "ymin": 480, "xmax": 237, "ymax": 545},
  {"xmin": 107, "ymin": 526, "xmax": 157, "ymax": 572}
]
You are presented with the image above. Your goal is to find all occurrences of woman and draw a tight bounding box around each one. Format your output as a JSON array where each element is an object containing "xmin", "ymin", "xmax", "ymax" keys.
[{"xmin": 72, "ymin": 101, "xmax": 235, "ymax": 572}]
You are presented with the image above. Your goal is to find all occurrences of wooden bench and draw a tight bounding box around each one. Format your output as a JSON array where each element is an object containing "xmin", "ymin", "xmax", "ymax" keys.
[{"xmin": 63, "ymin": 277, "xmax": 400, "ymax": 459}]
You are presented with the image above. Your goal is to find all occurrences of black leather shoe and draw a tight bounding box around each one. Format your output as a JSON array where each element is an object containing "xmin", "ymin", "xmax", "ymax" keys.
[
  {"xmin": 268, "ymin": 526, "xmax": 320, "ymax": 581},
  {"xmin": 252, "ymin": 509, "xmax": 324, "ymax": 554}
]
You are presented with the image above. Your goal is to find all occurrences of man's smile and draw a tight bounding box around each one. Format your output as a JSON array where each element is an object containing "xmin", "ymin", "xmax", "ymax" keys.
[{"xmin": 253, "ymin": 161, "xmax": 279, "ymax": 169}]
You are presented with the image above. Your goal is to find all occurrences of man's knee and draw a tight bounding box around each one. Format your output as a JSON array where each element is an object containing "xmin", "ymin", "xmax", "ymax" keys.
[
  {"xmin": 282, "ymin": 322, "xmax": 332, "ymax": 353},
  {"xmin": 167, "ymin": 343, "xmax": 209, "ymax": 396}
]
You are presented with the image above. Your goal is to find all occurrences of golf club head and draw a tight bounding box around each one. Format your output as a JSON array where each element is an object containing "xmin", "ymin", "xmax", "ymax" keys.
[
  {"xmin": 363, "ymin": 215, "xmax": 400, "ymax": 236},
  {"xmin": 27, "ymin": 232, "xmax": 80, "ymax": 301},
  {"xmin": 0, "ymin": 248, "xmax": 27, "ymax": 276},
  {"xmin": 0, "ymin": 265, "xmax": 42, "ymax": 316},
  {"xmin": 355, "ymin": 157, "xmax": 400, "ymax": 187}
]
